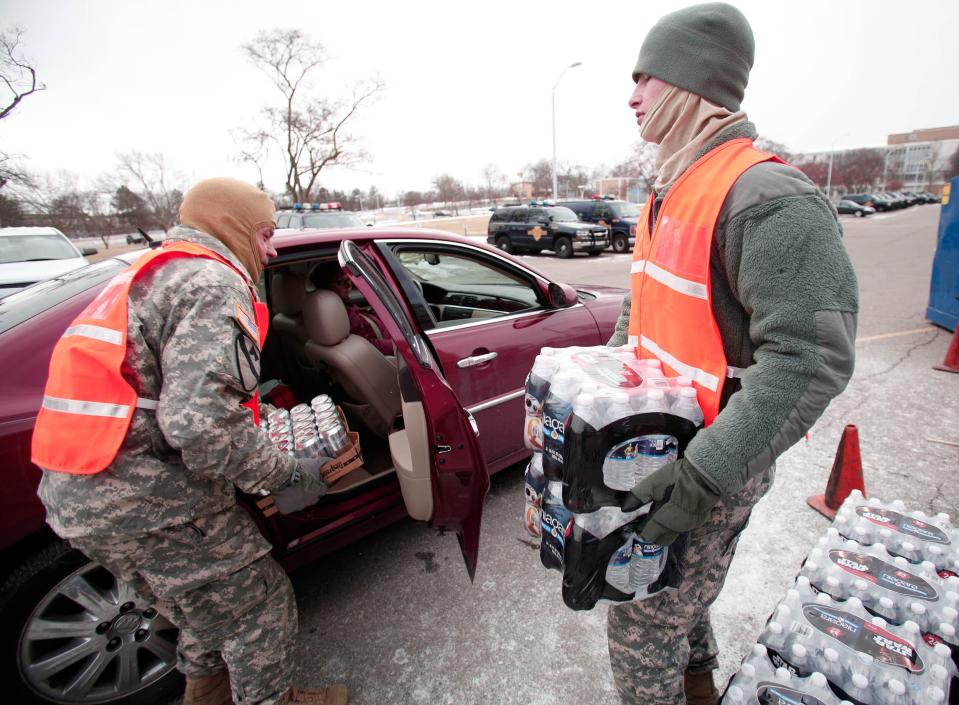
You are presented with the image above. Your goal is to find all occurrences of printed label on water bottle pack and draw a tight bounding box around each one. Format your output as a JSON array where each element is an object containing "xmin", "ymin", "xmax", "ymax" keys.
[
  {"xmin": 755, "ymin": 682, "xmax": 828, "ymax": 705},
  {"xmin": 570, "ymin": 352, "xmax": 643, "ymax": 388},
  {"xmin": 827, "ymin": 549, "xmax": 939, "ymax": 600},
  {"xmin": 856, "ymin": 506, "xmax": 951, "ymax": 544},
  {"xmin": 802, "ymin": 604, "xmax": 925, "ymax": 673}
]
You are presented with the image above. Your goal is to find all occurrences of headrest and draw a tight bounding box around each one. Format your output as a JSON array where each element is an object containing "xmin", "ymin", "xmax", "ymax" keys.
[
  {"xmin": 271, "ymin": 271, "xmax": 307, "ymax": 315},
  {"xmin": 302, "ymin": 289, "xmax": 351, "ymax": 346}
]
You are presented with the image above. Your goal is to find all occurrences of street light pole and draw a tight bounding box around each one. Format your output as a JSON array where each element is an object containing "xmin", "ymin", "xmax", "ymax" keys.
[{"xmin": 552, "ymin": 61, "xmax": 582, "ymax": 199}]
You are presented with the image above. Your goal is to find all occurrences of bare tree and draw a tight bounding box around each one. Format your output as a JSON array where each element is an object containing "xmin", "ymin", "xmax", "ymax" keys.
[
  {"xmin": 610, "ymin": 141, "xmax": 659, "ymax": 194},
  {"xmin": 115, "ymin": 151, "xmax": 185, "ymax": 231},
  {"xmin": 432, "ymin": 174, "xmax": 464, "ymax": 213},
  {"xmin": 522, "ymin": 160, "xmax": 553, "ymax": 197},
  {"xmin": 241, "ymin": 29, "xmax": 383, "ymax": 202},
  {"xmin": 0, "ymin": 27, "xmax": 45, "ymax": 121},
  {"xmin": 480, "ymin": 163, "xmax": 504, "ymax": 204},
  {"xmin": 0, "ymin": 28, "xmax": 45, "ymax": 191},
  {"xmin": 754, "ymin": 136, "xmax": 793, "ymax": 162}
]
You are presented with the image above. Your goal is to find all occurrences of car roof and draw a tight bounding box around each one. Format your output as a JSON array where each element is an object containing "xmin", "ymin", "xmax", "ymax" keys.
[
  {"xmin": 0, "ymin": 226, "xmax": 66, "ymax": 237},
  {"xmin": 272, "ymin": 226, "xmax": 555, "ymax": 278}
]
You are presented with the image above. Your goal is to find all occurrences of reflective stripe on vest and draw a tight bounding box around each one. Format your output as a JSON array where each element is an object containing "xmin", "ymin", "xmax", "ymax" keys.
[
  {"xmin": 627, "ymin": 139, "xmax": 784, "ymax": 425},
  {"xmin": 31, "ymin": 242, "xmax": 268, "ymax": 475}
]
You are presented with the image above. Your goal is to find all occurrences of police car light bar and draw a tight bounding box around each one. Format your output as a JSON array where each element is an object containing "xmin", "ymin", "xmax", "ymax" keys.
[
  {"xmin": 529, "ymin": 199, "xmax": 556, "ymax": 206},
  {"xmin": 293, "ymin": 202, "xmax": 343, "ymax": 211}
]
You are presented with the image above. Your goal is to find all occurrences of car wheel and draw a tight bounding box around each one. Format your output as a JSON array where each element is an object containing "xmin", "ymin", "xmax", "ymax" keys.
[
  {"xmin": 554, "ymin": 237, "xmax": 573, "ymax": 259},
  {"xmin": 0, "ymin": 539, "xmax": 183, "ymax": 705},
  {"xmin": 854, "ymin": 211, "xmax": 863, "ymax": 217},
  {"xmin": 494, "ymin": 236, "xmax": 513, "ymax": 254},
  {"xmin": 612, "ymin": 234, "xmax": 629, "ymax": 254}
]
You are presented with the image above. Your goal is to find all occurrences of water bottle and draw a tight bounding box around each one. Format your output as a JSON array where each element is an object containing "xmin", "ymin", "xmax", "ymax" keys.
[
  {"xmin": 540, "ymin": 481, "xmax": 572, "ymax": 571},
  {"xmin": 605, "ymin": 535, "xmax": 634, "ymax": 595},
  {"xmin": 523, "ymin": 355, "xmax": 558, "ymax": 452},
  {"xmin": 629, "ymin": 539, "xmax": 666, "ymax": 595},
  {"xmin": 671, "ymin": 386, "xmax": 704, "ymax": 428},
  {"xmin": 523, "ymin": 454, "xmax": 547, "ymax": 538},
  {"xmin": 541, "ymin": 372, "xmax": 580, "ymax": 480},
  {"xmin": 601, "ymin": 391, "xmax": 640, "ymax": 491}
]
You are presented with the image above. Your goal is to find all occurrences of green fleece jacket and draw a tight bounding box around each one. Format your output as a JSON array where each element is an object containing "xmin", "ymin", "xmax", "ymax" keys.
[{"xmin": 608, "ymin": 122, "xmax": 859, "ymax": 496}]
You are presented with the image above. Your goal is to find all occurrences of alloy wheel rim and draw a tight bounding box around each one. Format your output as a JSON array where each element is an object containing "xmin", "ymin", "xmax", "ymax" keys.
[{"xmin": 18, "ymin": 561, "xmax": 178, "ymax": 704}]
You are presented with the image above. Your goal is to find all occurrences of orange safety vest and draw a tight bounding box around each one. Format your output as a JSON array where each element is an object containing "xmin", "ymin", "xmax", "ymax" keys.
[
  {"xmin": 628, "ymin": 138, "xmax": 783, "ymax": 426},
  {"xmin": 31, "ymin": 241, "xmax": 269, "ymax": 475}
]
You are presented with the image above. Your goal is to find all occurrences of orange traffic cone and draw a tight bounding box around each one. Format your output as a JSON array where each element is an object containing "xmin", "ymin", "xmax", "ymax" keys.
[
  {"xmin": 807, "ymin": 424, "xmax": 866, "ymax": 519},
  {"xmin": 933, "ymin": 324, "xmax": 959, "ymax": 374}
]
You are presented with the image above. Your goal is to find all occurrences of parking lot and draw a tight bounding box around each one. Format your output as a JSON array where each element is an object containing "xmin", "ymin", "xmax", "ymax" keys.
[{"xmin": 274, "ymin": 204, "xmax": 958, "ymax": 704}]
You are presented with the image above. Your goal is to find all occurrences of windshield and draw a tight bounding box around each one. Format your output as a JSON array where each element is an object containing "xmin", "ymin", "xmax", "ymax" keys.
[
  {"xmin": 302, "ymin": 213, "xmax": 365, "ymax": 228},
  {"xmin": 545, "ymin": 207, "xmax": 579, "ymax": 222},
  {"xmin": 0, "ymin": 233, "xmax": 79, "ymax": 264},
  {"xmin": 610, "ymin": 203, "xmax": 641, "ymax": 218}
]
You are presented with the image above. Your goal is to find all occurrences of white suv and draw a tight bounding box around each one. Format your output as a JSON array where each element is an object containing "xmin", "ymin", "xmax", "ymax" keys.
[{"xmin": 0, "ymin": 227, "xmax": 96, "ymax": 298}]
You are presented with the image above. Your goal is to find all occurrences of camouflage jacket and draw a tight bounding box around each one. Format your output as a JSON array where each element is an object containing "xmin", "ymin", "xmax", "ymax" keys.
[{"xmin": 38, "ymin": 227, "xmax": 298, "ymax": 538}]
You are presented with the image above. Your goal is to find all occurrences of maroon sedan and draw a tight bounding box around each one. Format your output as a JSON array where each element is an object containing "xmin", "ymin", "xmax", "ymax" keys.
[{"xmin": 0, "ymin": 227, "xmax": 624, "ymax": 705}]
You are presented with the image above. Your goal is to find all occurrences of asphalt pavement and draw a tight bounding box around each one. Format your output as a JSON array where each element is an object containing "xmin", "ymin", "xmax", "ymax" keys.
[{"xmin": 286, "ymin": 204, "xmax": 957, "ymax": 705}]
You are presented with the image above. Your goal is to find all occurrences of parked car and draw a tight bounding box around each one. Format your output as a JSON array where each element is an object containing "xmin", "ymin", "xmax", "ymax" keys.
[
  {"xmin": 835, "ymin": 200, "xmax": 875, "ymax": 217},
  {"xmin": 842, "ymin": 193, "xmax": 892, "ymax": 212},
  {"xmin": 0, "ymin": 227, "xmax": 97, "ymax": 299},
  {"xmin": 558, "ymin": 198, "xmax": 641, "ymax": 254},
  {"xmin": 486, "ymin": 203, "xmax": 609, "ymax": 257},
  {"xmin": 0, "ymin": 227, "xmax": 625, "ymax": 705},
  {"xmin": 276, "ymin": 202, "xmax": 367, "ymax": 230}
]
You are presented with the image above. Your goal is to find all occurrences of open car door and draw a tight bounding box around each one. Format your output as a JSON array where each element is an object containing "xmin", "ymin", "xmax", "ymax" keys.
[{"xmin": 339, "ymin": 240, "xmax": 490, "ymax": 579}]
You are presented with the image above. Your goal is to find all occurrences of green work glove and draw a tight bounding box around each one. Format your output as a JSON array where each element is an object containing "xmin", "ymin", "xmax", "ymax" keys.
[
  {"xmin": 621, "ymin": 457, "xmax": 722, "ymax": 546},
  {"xmin": 271, "ymin": 457, "xmax": 330, "ymax": 514}
]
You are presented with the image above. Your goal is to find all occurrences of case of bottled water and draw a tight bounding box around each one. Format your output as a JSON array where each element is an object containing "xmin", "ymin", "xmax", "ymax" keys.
[
  {"xmin": 521, "ymin": 344, "xmax": 706, "ymax": 610},
  {"xmin": 722, "ymin": 493, "xmax": 957, "ymax": 704}
]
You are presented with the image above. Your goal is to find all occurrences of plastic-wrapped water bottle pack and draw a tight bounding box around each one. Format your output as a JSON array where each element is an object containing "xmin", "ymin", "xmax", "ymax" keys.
[
  {"xmin": 521, "ymin": 344, "xmax": 704, "ymax": 611},
  {"xmin": 722, "ymin": 492, "xmax": 958, "ymax": 704}
]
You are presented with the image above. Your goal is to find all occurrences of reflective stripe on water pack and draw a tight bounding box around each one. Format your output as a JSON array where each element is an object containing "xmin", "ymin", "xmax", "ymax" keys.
[
  {"xmin": 630, "ymin": 259, "xmax": 708, "ymax": 300},
  {"xmin": 62, "ymin": 324, "xmax": 123, "ymax": 345},
  {"xmin": 42, "ymin": 395, "xmax": 158, "ymax": 417}
]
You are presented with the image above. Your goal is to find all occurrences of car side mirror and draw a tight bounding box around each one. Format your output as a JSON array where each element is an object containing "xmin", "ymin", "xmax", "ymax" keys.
[
  {"xmin": 81, "ymin": 247, "xmax": 98, "ymax": 256},
  {"xmin": 546, "ymin": 282, "xmax": 578, "ymax": 309}
]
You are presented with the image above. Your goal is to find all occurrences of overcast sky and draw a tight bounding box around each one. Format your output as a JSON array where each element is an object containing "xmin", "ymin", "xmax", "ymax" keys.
[{"xmin": 3, "ymin": 0, "xmax": 958, "ymax": 199}]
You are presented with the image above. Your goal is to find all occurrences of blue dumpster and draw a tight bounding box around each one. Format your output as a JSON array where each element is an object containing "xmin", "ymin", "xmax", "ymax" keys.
[{"xmin": 926, "ymin": 177, "xmax": 959, "ymax": 331}]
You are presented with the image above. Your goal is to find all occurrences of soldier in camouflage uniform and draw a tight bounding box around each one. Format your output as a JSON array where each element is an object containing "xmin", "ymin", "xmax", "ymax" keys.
[
  {"xmin": 37, "ymin": 178, "xmax": 346, "ymax": 705},
  {"xmin": 606, "ymin": 4, "xmax": 858, "ymax": 704}
]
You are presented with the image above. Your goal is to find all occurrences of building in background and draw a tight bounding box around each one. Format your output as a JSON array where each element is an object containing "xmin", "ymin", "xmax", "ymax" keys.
[{"xmin": 885, "ymin": 126, "xmax": 959, "ymax": 196}]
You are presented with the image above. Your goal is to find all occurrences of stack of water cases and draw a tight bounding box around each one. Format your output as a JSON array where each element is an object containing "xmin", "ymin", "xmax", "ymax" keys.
[
  {"xmin": 521, "ymin": 345, "xmax": 704, "ymax": 611},
  {"xmin": 721, "ymin": 491, "xmax": 959, "ymax": 705}
]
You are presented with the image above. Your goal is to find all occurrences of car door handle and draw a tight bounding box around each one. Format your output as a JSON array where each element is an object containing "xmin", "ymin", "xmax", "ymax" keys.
[{"xmin": 457, "ymin": 352, "xmax": 497, "ymax": 368}]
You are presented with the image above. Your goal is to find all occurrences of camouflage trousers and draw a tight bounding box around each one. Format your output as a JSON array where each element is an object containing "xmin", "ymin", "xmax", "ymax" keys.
[
  {"xmin": 71, "ymin": 506, "xmax": 297, "ymax": 705},
  {"xmin": 606, "ymin": 467, "xmax": 774, "ymax": 705}
]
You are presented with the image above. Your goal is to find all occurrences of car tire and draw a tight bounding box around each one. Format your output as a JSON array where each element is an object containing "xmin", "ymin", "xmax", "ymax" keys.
[
  {"xmin": 554, "ymin": 237, "xmax": 573, "ymax": 259},
  {"xmin": 854, "ymin": 211, "xmax": 863, "ymax": 217},
  {"xmin": 494, "ymin": 236, "xmax": 513, "ymax": 254},
  {"xmin": 611, "ymin": 234, "xmax": 629, "ymax": 254},
  {"xmin": 0, "ymin": 539, "xmax": 183, "ymax": 705}
]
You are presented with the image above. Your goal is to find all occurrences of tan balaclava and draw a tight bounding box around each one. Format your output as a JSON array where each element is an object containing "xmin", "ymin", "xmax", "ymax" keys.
[
  {"xmin": 640, "ymin": 85, "xmax": 747, "ymax": 192},
  {"xmin": 178, "ymin": 177, "xmax": 275, "ymax": 281}
]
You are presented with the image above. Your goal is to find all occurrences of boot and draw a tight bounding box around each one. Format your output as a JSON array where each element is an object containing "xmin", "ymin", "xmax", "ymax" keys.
[
  {"xmin": 684, "ymin": 670, "xmax": 719, "ymax": 705},
  {"xmin": 278, "ymin": 684, "xmax": 349, "ymax": 705},
  {"xmin": 183, "ymin": 671, "xmax": 235, "ymax": 705}
]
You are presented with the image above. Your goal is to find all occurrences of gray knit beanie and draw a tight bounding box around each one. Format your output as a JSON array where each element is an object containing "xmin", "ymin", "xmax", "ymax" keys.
[{"xmin": 633, "ymin": 2, "xmax": 754, "ymax": 112}]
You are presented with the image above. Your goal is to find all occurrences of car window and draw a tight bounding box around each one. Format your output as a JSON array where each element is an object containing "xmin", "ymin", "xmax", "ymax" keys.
[
  {"xmin": 393, "ymin": 248, "xmax": 542, "ymax": 327},
  {"xmin": 594, "ymin": 204, "xmax": 612, "ymax": 220},
  {"xmin": 0, "ymin": 233, "xmax": 79, "ymax": 263},
  {"xmin": 528, "ymin": 209, "xmax": 547, "ymax": 222},
  {"xmin": 544, "ymin": 207, "xmax": 579, "ymax": 222},
  {"xmin": 276, "ymin": 213, "xmax": 291, "ymax": 228},
  {"xmin": 610, "ymin": 202, "xmax": 641, "ymax": 218},
  {"xmin": 302, "ymin": 213, "xmax": 365, "ymax": 228}
]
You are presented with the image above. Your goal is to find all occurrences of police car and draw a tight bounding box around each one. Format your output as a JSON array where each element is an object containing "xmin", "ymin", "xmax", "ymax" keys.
[
  {"xmin": 559, "ymin": 196, "xmax": 641, "ymax": 254},
  {"xmin": 275, "ymin": 202, "xmax": 367, "ymax": 230},
  {"xmin": 486, "ymin": 201, "xmax": 609, "ymax": 258}
]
